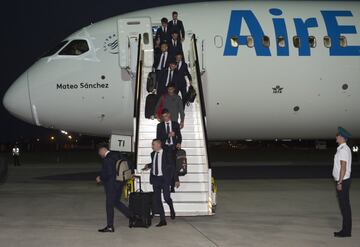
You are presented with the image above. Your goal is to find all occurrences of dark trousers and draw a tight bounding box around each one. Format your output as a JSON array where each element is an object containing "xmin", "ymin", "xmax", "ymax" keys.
[
  {"xmin": 104, "ymin": 181, "xmax": 129, "ymax": 227},
  {"xmin": 335, "ymin": 179, "xmax": 352, "ymax": 234},
  {"xmin": 163, "ymin": 145, "xmax": 176, "ymax": 190},
  {"xmin": 152, "ymin": 176, "xmax": 175, "ymax": 221},
  {"xmin": 176, "ymin": 85, "xmax": 187, "ymax": 108},
  {"xmin": 13, "ymin": 156, "xmax": 20, "ymax": 166}
]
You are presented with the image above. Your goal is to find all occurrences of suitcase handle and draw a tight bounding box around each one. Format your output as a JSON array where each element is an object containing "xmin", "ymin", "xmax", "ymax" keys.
[{"xmin": 133, "ymin": 175, "xmax": 143, "ymax": 192}]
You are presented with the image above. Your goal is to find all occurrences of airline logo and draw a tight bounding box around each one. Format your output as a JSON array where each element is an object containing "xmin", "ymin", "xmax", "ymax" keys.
[{"xmin": 224, "ymin": 9, "xmax": 360, "ymax": 56}]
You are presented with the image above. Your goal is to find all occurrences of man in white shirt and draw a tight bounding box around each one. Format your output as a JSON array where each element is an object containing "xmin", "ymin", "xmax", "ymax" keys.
[
  {"xmin": 143, "ymin": 139, "xmax": 180, "ymax": 227},
  {"xmin": 332, "ymin": 127, "xmax": 352, "ymax": 238}
]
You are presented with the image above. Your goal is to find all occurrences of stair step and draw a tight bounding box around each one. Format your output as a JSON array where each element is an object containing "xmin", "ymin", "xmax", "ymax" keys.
[
  {"xmin": 139, "ymin": 173, "xmax": 208, "ymax": 183},
  {"xmin": 137, "ymin": 163, "xmax": 209, "ymax": 173},
  {"xmin": 139, "ymin": 181, "xmax": 209, "ymax": 192},
  {"xmin": 138, "ymin": 155, "xmax": 207, "ymax": 164},
  {"xmin": 138, "ymin": 147, "xmax": 207, "ymax": 156},
  {"xmin": 138, "ymin": 139, "xmax": 205, "ymax": 148},
  {"xmin": 138, "ymin": 132, "xmax": 204, "ymax": 140}
]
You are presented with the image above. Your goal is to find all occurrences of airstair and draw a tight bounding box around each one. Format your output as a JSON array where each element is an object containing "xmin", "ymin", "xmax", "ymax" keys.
[{"xmin": 117, "ymin": 17, "xmax": 214, "ymax": 216}]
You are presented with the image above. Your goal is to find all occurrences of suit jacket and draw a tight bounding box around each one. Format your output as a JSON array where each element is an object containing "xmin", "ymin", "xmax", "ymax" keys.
[
  {"xmin": 157, "ymin": 121, "xmax": 182, "ymax": 147},
  {"xmin": 153, "ymin": 52, "xmax": 170, "ymax": 70},
  {"xmin": 176, "ymin": 62, "xmax": 192, "ymax": 87},
  {"xmin": 155, "ymin": 26, "xmax": 171, "ymax": 43},
  {"xmin": 168, "ymin": 19, "xmax": 185, "ymax": 40},
  {"xmin": 168, "ymin": 39, "xmax": 183, "ymax": 57},
  {"xmin": 157, "ymin": 69, "xmax": 180, "ymax": 94},
  {"xmin": 148, "ymin": 149, "xmax": 179, "ymax": 185}
]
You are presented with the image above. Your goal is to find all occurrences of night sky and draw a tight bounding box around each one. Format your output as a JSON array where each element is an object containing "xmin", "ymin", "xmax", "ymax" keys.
[
  {"xmin": 0, "ymin": 0, "xmax": 357, "ymax": 142},
  {"xmin": 0, "ymin": 0, "xmax": 209, "ymax": 142}
]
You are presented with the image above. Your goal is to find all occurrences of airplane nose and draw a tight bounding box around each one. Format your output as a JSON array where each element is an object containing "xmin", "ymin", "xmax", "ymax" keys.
[{"xmin": 2, "ymin": 72, "xmax": 34, "ymax": 124}]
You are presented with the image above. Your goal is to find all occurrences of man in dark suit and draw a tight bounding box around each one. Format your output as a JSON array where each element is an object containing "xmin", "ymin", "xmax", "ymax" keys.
[
  {"xmin": 168, "ymin": 11, "xmax": 185, "ymax": 42},
  {"xmin": 157, "ymin": 60, "xmax": 179, "ymax": 96},
  {"xmin": 168, "ymin": 31, "xmax": 183, "ymax": 58},
  {"xmin": 175, "ymin": 52, "xmax": 193, "ymax": 104},
  {"xmin": 157, "ymin": 108, "xmax": 182, "ymax": 192},
  {"xmin": 96, "ymin": 143, "xmax": 130, "ymax": 233},
  {"xmin": 153, "ymin": 42, "xmax": 169, "ymax": 72},
  {"xmin": 142, "ymin": 139, "xmax": 180, "ymax": 227},
  {"xmin": 155, "ymin": 17, "xmax": 171, "ymax": 44},
  {"xmin": 157, "ymin": 108, "xmax": 182, "ymax": 151}
]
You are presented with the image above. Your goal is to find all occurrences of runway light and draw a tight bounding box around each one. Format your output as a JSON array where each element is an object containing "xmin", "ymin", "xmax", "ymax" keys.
[
  {"xmin": 68, "ymin": 135, "xmax": 72, "ymax": 140},
  {"xmin": 36, "ymin": 138, "xmax": 40, "ymax": 142},
  {"xmin": 353, "ymin": 146, "xmax": 359, "ymax": 153},
  {"xmin": 60, "ymin": 130, "xmax": 68, "ymax": 135},
  {"xmin": 50, "ymin": 136, "xmax": 55, "ymax": 141}
]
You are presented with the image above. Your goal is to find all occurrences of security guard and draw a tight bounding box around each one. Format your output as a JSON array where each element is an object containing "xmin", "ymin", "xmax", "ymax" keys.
[
  {"xmin": 12, "ymin": 145, "xmax": 20, "ymax": 166},
  {"xmin": 333, "ymin": 127, "xmax": 352, "ymax": 238}
]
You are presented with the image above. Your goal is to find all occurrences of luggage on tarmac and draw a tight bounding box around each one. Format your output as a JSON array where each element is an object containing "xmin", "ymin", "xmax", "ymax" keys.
[
  {"xmin": 115, "ymin": 159, "xmax": 132, "ymax": 182},
  {"xmin": 129, "ymin": 176, "xmax": 153, "ymax": 228},
  {"xmin": 176, "ymin": 149, "xmax": 187, "ymax": 176},
  {"xmin": 147, "ymin": 72, "xmax": 157, "ymax": 93},
  {"xmin": 145, "ymin": 93, "xmax": 159, "ymax": 119}
]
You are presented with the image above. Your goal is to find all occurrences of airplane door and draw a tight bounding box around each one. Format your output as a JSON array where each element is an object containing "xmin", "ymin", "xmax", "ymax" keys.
[{"xmin": 118, "ymin": 17, "xmax": 154, "ymax": 74}]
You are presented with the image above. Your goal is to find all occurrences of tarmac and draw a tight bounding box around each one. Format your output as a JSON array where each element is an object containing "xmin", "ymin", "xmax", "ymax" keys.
[{"xmin": 0, "ymin": 162, "xmax": 359, "ymax": 247}]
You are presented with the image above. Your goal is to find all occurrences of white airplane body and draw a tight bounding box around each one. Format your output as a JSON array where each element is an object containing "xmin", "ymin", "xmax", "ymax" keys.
[{"xmin": 3, "ymin": 1, "xmax": 360, "ymax": 140}]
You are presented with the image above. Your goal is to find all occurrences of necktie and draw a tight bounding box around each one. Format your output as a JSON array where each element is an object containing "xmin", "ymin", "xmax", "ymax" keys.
[
  {"xmin": 155, "ymin": 152, "xmax": 159, "ymax": 176},
  {"xmin": 174, "ymin": 41, "xmax": 177, "ymax": 47},
  {"xmin": 170, "ymin": 71, "xmax": 173, "ymax": 82},
  {"xmin": 175, "ymin": 20, "xmax": 177, "ymax": 25},
  {"xmin": 166, "ymin": 123, "xmax": 171, "ymax": 144},
  {"xmin": 161, "ymin": 54, "xmax": 165, "ymax": 69}
]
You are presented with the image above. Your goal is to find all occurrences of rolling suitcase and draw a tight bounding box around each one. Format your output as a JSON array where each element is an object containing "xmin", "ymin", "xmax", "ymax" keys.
[
  {"xmin": 176, "ymin": 149, "xmax": 187, "ymax": 176},
  {"xmin": 145, "ymin": 93, "xmax": 159, "ymax": 119},
  {"xmin": 147, "ymin": 72, "xmax": 157, "ymax": 93},
  {"xmin": 129, "ymin": 176, "xmax": 153, "ymax": 228}
]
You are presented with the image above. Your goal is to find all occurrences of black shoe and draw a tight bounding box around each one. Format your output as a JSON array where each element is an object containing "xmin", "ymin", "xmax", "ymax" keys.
[
  {"xmin": 334, "ymin": 231, "xmax": 351, "ymax": 238},
  {"xmin": 170, "ymin": 187, "xmax": 175, "ymax": 193},
  {"xmin": 156, "ymin": 221, "xmax": 167, "ymax": 227},
  {"xmin": 98, "ymin": 226, "xmax": 114, "ymax": 232},
  {"xmin": 170, "ymin": 211, "xmax": 176, "ymax": 220}
]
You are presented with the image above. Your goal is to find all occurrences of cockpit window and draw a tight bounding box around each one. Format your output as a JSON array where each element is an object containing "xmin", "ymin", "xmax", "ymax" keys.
[
  {"xmin": 41, "ymin": 40, "xmax": 68, "ymax": 57},
  {"xmin": 58, "ymin": 39, "xmax": 89, "ymax": 56}
]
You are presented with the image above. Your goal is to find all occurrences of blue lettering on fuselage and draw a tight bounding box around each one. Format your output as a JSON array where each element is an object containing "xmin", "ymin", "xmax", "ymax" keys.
[{"xmin": 224, "ymin": 9, "xmax": 360, "ymax": 56}]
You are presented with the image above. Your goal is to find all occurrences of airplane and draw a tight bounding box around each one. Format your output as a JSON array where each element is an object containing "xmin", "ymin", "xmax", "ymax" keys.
[
  {"xmin": 3, "ymin": 0, "xmax": 360, "ymax": 216},
  {"xmin": 3, "ymin": 1, "xmax": 360, "ymax": 141}
]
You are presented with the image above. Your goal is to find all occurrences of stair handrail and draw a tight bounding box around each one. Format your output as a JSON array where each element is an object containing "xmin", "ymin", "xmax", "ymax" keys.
[
  {"xmin": 191, "ymin": 34, "xmax": 211, "ymax": 168},
  {"xmin": 133, "ymin": 34, "xmax": 143, "ymax": 169}
]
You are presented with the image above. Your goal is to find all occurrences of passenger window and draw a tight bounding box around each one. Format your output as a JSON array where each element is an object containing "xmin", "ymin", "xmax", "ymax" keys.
[
  {"xmin": 41, "ymin": 40, "xmax": 68, "ymax": 57},
  {"xmin": 59, "ymin": 40, "xmax": 89, "ymax": 56},
  {"xmin": 247, "ymin": 36, "xmax": 254, "ymax": 48},
  {"xmin": 309, "ymin": 36, "xmax": 316, "ymax": 48},
  {"xmin": 262, "ymin": 36, "xmax": 270, "ymax": 47},
  {"xmin": 277, "ymin": 36, "xmax": 286, "ymax": 48},
  {"xmin": 324, "ymin": 36, "xmax": 331, "ymax": 48},
  {"xmin": 339, "ymin": 36, "xmax": 347, "ymax": 47},
  {"xmin": 143, "ymin": 32, "xmax": 149, "ymax": 45},
  {"xmin": 293, "ymin": 36, "xmax": 300, "ymax": 48},
  {"xmin": 230, "ymin": 37, "xmax": 239, "ymax": 47}
]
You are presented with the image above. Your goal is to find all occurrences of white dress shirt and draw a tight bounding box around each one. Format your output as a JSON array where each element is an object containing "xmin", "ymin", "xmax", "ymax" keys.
[
  {"xmin": 157, "ymin": 52, "xmax": 168, "ymax": 70},
  {"xmin": 333, "ymin": 143, "xmax": 352, "ymax": 181},
  {"xmin": 165, "ymin": 121, "xmax": 173, "ymax": 145},
  {"xmin": 153, "ymin": 149, "xmax": 163, "ymax": 176}
]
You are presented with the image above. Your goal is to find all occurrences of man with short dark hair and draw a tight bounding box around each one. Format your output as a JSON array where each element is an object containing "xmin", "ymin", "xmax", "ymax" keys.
[
  {"xmin": 157, "ymin": 60, "xmax": 178, "ymax": 96},
  {"xmin": 156, "ymin": 17, "xmax": 171, "ymax": 43},
  {"xmin": 142, "ymin": 139, "xmax": 180, "ymax": 227},
  {"xmin": 96, "ymin": 142, "xmax": 130, "ymax": 233},
  {"xmin": 168, "ymin": 31, "xmax": 183, "ymax": 58},
  {"xmin": 168, "ymin": 11, "xmax": 185, "ymax": 42},
  {"xmin": 155, "ymin": 83, "xmax": 185, "ymax": 128},
  {"xmin": 153, "ymin": 42, "xmax": 169, "ymax": 73},
  {"xmin": 333, "ymin": 127, "xmax": 353, "ymax": 238},
  {"xmin": 175, "ymin": 52, "xmax": 192, "ymax": 104}
]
